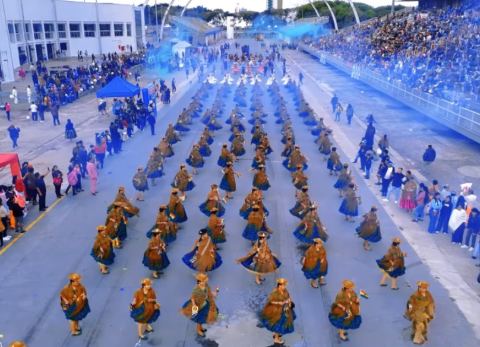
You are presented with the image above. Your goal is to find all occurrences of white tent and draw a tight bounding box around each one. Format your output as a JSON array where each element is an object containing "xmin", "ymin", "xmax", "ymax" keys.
[{"xmin": 172, "ymin": 41, "xmax": 192, "ymax": 58}]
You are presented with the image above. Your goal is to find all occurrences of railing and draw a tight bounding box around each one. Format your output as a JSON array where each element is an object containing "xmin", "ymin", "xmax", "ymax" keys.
[{"xmin": 299, "ymin": 43, "xmax": 480, "ymax": 144}]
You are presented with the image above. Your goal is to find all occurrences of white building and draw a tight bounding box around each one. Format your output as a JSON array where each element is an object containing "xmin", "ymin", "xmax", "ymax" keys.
[{"xmin": 0, "ymin": 0, "xmax": 146, "ymax": 82}]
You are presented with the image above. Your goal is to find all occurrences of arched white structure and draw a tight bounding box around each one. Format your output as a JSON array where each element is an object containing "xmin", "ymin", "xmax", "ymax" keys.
[
  {"xmin": 310, "ymin": 0, "xmax": 339, "ymax": 31},
  {"xmin": 180, "ymin": 0, "xmax": 193, "ymax": 17},
  {"xmin": 159, "ymin": 0, "xmax": 176, "ymax": 40},
  {"xmin": 346, "ymin": 0, "xmax": 360, "ymax": 25}
]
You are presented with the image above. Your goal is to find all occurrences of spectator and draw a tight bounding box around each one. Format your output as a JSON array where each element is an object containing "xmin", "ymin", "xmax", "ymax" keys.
[
  {"xmin": 65, "ymin": 119, "xmax": 77, "ymax": 140},
  {"xmin": 346, "ymin": 104, "xmax": 354, "ymax": 125},
  {"xmin": 412, "ymin": 183, "xmax": 429, "ymax": 222},
  {"xmin": 7, "ymin": 125, "xmax": 20, "ymax": 148},
  {"xmin": 7, "ymin": 194, "xmax": 25, "ymax": 233},
  {"xmin": 147, "ymin": 112, "xmax": 156, "ymax": 136},
  {"xmin": 52, "ymin": 165, "xmax": 64, "ymax": 198},
  {"xmin": 427, "ymin": 193, "xmax": 442, "ymax": 233},
  {"xmin": 0, "ymin": 198, "xmax": 8, "ymax": 247},
  {"xmin": 30, "ymin": 102, "xmax": 38, "ymax": 121},
  {"xmin": 35, "ymin": 168, "xmax": 50, "ymax": 212},
  {"xmin": 86, "ymin": 158, "xmax": 98, "ymax": 196},
  {"xmin": 463, "ymin": 208, "xmax": 480, "ymax": 250},
  {"xmin": 11, "ymin": 86, "xmax": 18, "ymax": 104},
  {"xmin": 5, "ymin": 101, "xmax": 11, "ymax": 121},
  {"xmin": 423, "ymin": 145, "xmax": 436, "ymax": 164},
  {"xmin": 449, "ymin": 205, "xmax": 468, "ymax": 244}
]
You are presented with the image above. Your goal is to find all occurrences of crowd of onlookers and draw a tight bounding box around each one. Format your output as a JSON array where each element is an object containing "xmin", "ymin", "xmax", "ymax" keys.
[
  {"xmin": 330, "ymin": 92, "xmax": 480, "ymax": 268},
  {"xmin": 308, "ymin": 1, "xmax": 480, "ymax": 111}
]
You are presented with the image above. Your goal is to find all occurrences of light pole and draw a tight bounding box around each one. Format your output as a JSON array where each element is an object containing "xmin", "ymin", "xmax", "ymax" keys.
[{"xmin": 159, "ymin": 0, "xmax": 176, "ymax": 41}]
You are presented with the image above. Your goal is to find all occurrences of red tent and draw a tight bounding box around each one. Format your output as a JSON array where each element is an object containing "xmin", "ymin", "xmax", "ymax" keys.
[{"xmin": 0, "ymin": 153, "xmax": 24, "ymax": 192}]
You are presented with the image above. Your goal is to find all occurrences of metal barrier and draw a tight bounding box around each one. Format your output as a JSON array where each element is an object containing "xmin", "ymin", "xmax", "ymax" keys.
[{"xmin": 299, "ymin": 43, "xmax": 480, "ymax": 144}]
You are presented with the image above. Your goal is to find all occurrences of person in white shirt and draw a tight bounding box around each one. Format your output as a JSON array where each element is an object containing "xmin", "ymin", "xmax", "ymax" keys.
[
  {"xmin": 26, "ymin": 85, "xmax": 32, "ymax": 104},
  {"xmin": 11, "ymin": 86, "xmax": 18, "ymax": 104},
  {"xmin": 30, "ymin": 102, "xmax": 38, "ymax": 121},
  {"xmin": 449, "ymin": 205, "xmax": 467, "ymax": 245}
]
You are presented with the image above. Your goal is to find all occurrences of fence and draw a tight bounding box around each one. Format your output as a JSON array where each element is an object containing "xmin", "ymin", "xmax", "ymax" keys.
[{"xmin": 299, "ymin": 43, "xmax": 480, "ymax": 144}]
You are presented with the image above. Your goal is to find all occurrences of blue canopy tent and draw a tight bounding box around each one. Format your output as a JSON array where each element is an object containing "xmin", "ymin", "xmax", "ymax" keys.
[{"xmin": 96, "ymin": 76, "xmax": 140, "ymax": 98}]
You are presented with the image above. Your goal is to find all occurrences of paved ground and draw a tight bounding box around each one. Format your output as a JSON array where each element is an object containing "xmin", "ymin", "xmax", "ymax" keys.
[{"xmin": 0, "ymin": 40, "xmax": 478, "ymax": 347}]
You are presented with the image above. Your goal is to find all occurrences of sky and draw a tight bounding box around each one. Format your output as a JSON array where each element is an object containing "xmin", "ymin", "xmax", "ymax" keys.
[{"xmin": 74, "ymin": 0, "xmax": 417, "ymax": 13}]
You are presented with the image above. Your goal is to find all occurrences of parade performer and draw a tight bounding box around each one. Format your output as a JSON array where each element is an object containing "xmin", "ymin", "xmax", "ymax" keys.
[
  {"xmin": 165, "ymin": 123, "xmax": 180, "ymax": 144},
  {"xmin": 91, "ymin": 225, "xmax": 115, "ymax": 274},
  {"xmin": 237, "ymin": 231, "xmax": 281, "ymax": 284},
  {"xmin": 186, "ymin": 144, "xmax": 204, "ymax": 175},
  {"xmin": 202, "ymin": 127, "xmax": 214, "ymax": 145},
  {"xmin": 198, "ymin": 135, "xmax": 212, "ymax": 157},
  {"xmin": 377, "ymin": 237, "xmax": 406, "ymax": 289},
  {"xmin": 142, "ymin": 229, "xmax": 170, "ymax": 279},
  {"xmin": 206, "ymin": 207, "xmax": 226, "ymax": 244},
  {"xmin": 182, "ymin": 229, "xmax": 222, "ymax": 272},
  {"xmin": 259, "ymin": 278, "xmax": 296, "ymax": 345},
  {"xmin": 318, "ymin": 131, "xmax": 332, "ymax": 160},
  {"xmin": 291, "ymin": 164, "xmax": 308, "ymax": 190},
  {"xmin": 240, "ymin": 187, "xmax": 269, "ymax": 219},
  {"xmin": 334, "ymin": 164, "xmax": 352, "ymax": 197},
  {"xmin": 60, "ymin": 273, "xmax": 90, "ymax": 336},
  {"xmin": 108, "ymin": 186, "xmax": 139, "ymax": 217},
  {"xmin": 290, "ymin": 186, "xmax": 311, "ymax": 219},
  {"xmin": 253, "ymin": 164, "xmax": 270, "ymax": 191},
  {"xmin": 199, "ymin": 184, "xmax": 225, "ymax": 217},
  {"xmin": 339, "ymin": 183, "xmax": 360, "ymax": 222},
  {"xmin": 327, "ymin": 147, "xmax": 343, "ymax": 176},
  {"xmin": 147, "ymin": 205, "xmax": 177, "ymax": 243},
  {"xmin": 106, "ymin": 204, "xmax": 127, "ymax": 248},
  {"xmin": 251, "ymin": 147, "xmax": 266, "ymax": 170},
  {"xmin": 293, "ymin": 204, "xmax": 328, "ymax": 243},
  {"xmin": 130, "ymin": 278, "xmax": 161, "ymax": 340},
  {"xmin": 243, "ymin": 204, "xmax": 271, "ymax": 242},
  {"xmin": 181, "ymin": 273, "xmax": 219, "ymax": 337},
  {"xmin": 132, "ymin": 166, "xmax": 148, "ymax": 201},
  {"xmin": 329, "ymin": 280, "xmax": 362, "ymax": 341},
  {"xmin": 172, "ymin": 164, "xmax": 195, "ymax": 199},
  {"xmin": 217, "ymin": 144, "xmax": 235, "ymax": 167},
  {"xmin": 166, "ymin": 188, "xmax": 188, "ymax": 223},
  {"xmin": 405, "ymin": 281, "xmax": 435, "ymax": 345},
  {"xmin": 145, "ymin": 148, "xmax": 164, "ymax": 186},
  {"xmin": 231, "ymin": 132, "xmax": 246, "ymax": 157},
  {"xmin": 284, "ymin": 145, "xmax": 307, "ymax": 171},
  {"xmin": 356, "ymin": 206, "xmax": 382, "ymax": 250},
  {"xmin": 158, "ymin": 137, "xmax": 174, "ymax": 157},
  {"xmin": 220, "ymin": 162, "xmax": 240, "ymax": 200},
  {"xmin": 301, "ymin": 238, "xmax": 328, "ymax": 288}
]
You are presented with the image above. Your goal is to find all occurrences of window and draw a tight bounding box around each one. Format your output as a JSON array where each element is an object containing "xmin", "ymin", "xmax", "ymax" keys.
[
  {"xmin": 14, "ymin": 23, "xmax": 23, "ymax": 41},
  {"xmin": 99, "ymin": 23, "xmax": 110, "ymax": 37},
  {"xmin": 33, "ymin": 22, "xmax": 43, "ymax": 40},
  {"xmin": 24, "ymin": 23, "xmax": 31, "ymax": 40},
  {"xmin": 69, "ymin": 23, "xmax": 81, "ymax": 38},
  {"xmin": 84, "ymin": 23, "xmax": 95, "ymax": 37},
  {"xmin": 8, "ymin": 23, "xmax": 15, "ymax": 42},
  {"xmin": 57, "ymin": 23, "xmax": 66, "ymax": 38},
  {"xmin": 44, "ymin": 23, "xmax": 54, "ymax": 39},
  {"xmin": 114, "ymin": 23, "xmax": 123, "ymax": 37},
  {"xmin": 126, "ymin": 23, "xmax": 132, "ymax": 37}
]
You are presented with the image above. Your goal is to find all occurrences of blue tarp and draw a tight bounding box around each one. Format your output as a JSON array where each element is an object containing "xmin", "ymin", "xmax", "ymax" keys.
[{"xmin": 96, "ymin": 76, "xmax": 140, "ymax": 98}]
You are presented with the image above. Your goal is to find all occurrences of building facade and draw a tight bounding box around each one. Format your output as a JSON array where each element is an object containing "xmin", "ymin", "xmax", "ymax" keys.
[{"xmin": 0, "ymin": 0, "xmax": 145, "ymax": 82}]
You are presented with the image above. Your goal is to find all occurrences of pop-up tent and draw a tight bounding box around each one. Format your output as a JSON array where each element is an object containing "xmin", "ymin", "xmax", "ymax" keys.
[
  {"xmin": 0, "ymin": 153, "xmax": 24, "ymax": 192},
  {"xmin": 95, "ymin": 76, "xmax": 140, "ymax": 98}
]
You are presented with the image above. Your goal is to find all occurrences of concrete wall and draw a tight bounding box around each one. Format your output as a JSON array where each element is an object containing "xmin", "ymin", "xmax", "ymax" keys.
[{"xmin": 0, "ymin": 0, "xmax": 143, "ymax": 82}]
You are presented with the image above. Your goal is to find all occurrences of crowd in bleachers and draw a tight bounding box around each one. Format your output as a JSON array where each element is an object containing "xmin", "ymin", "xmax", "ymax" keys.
[{"xmin": 309, "ymin": 2, "xmax": 480, "ymax": 110}]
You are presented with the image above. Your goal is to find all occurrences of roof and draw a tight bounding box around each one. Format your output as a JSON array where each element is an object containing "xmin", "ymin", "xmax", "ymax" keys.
[
  {"xmin": 294, "ymin": 16, "xmax": 329, "ymax": 25},
  {"xmin": 173, "ymin": 41, "xmax": 192, "ymax": 49},
  {"xmin": 170, "ymin": 16, "xmax": 222, "ymax": 35},
  {"xmin": 96, "ymin": 76, "xmax": 139, "ymax": 98}
]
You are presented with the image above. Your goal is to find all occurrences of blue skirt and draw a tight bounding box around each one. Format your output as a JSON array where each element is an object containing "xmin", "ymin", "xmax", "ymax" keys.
[
  {"xmin": 240, "ymin": 253, "xmax": 281, "ymax": 272},
  {"xmin": 208, "ymin": 123, "xmax": 222, "ymax": 131},
  {"xmin": 174, "ymin": 124, "xmax": 190, "ymax": 132},
  {"xmin": 328, "ymin": 313, "xmax": 362, "ymax": 330},
  {"xmin": 327, "ymin": 159, "xmax": 342, "ymax": 171},
  {"xmin": 220, "ymin": 176, "xmax": 235, "ymax": 192},
  {"xmin": 217, "ymin": 156, "xmax": 228, "ymax": 167},
  {"xmin": 199, "ymin": 146, "xmax": 211, "ymax": 157},
  {"xmin": 182, "ymin": 249, "xmax": 223, "ymax": 272},
  {"xmin": 339, "ymin": 200, "xmax": 358, "ymax": 217},
  {"xmin": 289, "ymin": 203, "xmax": 306, "ymax": 219},
  {"xmin": 206, "ymin": 136, "xmax": 214, "ymax": 145},
  {"xmin": 232, "ymin": 147, "xmax": 246, "ymax": 156},
  {"xmin": 182, "ymin": 300, "xmax": 216, "ymax": 324},
  {"xmin": 302, "ymin": 262, "xmax": 328, "ymax": 279},
  {"xmin": 206, "ymin": 226, "xmax": 226, "ymax": 244},
  {"xmin": 117, "ymin": 222, "xmax": 127, "ymax": 241},
  {"xmin": 334, "ymin": 178, "xmax": 349, "ymax": 189},
  {"xmin": 90, "ymin": 248, "xmax": 115, "ymax": 266},
  {"xmin": 293, "ymin": 224, "xmax": 322, "ymax": 244},
  {"xmin": 63, "ymin": 300, "xmax": 91, "ymax": 321},
  {"xmin": 259, "ymin": 309, "xmax": 296, "ymax": 334},
  {"xmin": 311, "ymin": 129, "xmax": 321, "ymax": 136},
  {"xmin": 254, "ymin": 180, "xmax": 270, "ymax": 191},
  {"xmin": 165, "ymin": 206, "xmax": 188, "ymax": 223},
  {"xmin": 146, "ymin": 226, "xmax": 176, "ymax": 244},
  {"xmin": 240, "ymin": 206, "xmax": 269, "ymax": 219},
  {"xmin": 130, "ymin": 305, "xmax": 160, "ymax": 324},
  {"xmin": 142, "ymin": 252, "xmax": 170, "ymax": 271},
  {"xmin": 186, "ymin": 158, "xmax": 204, "ymax": 168},
  {"xmin": 242, "ymin": 223, "xmax": 268, "ymax": 241},
  {"xmin": 376, "ymin": 259, "xmax": 405, "ymax": 278},
  {"xmin": 199, "ymin": 201, "xmax": 225, "ymax": 217},
  {"xmin": 356, "ymin": 226, "xmax": 382, "ymax": 243}
]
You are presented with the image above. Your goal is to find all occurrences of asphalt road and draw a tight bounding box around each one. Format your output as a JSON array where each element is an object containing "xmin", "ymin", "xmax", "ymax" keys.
[{"xmin": 0, "ymin": 41, "xmax": 478, "ymax": 347}]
